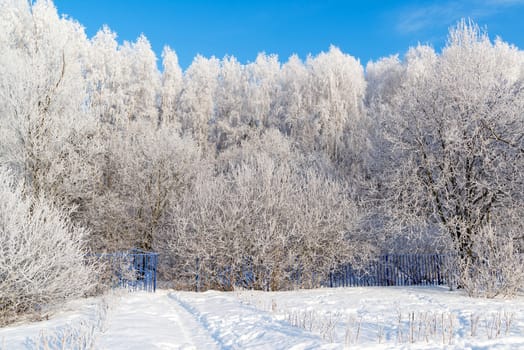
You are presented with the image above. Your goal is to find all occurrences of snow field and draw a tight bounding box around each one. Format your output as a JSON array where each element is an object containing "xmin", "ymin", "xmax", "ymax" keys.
[
  {"xmin": 1, "ymin": 286, "xmax": 523, "ymax": 349},
  {"xmin": 235, "ymin": 286, "xmax": 524, "ymax": 349}
]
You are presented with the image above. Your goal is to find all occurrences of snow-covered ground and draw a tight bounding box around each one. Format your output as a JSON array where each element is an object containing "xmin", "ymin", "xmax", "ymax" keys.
[{"xmin": 1, "ymin": 286, "xmax": 523, "ymax": 349}]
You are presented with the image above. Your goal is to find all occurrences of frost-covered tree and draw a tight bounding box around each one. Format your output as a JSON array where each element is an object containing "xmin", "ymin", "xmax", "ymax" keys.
[
  {"xmin": 370, "ymin": 21, "xmax": 524, "ymax": 294},
  {"xmin": 177, "ymin": 55, "xmax": 220, "ymax": 154},
  {"xmin": 87, "ymin": 29, "xmax": 160, "ymax": 125},
  {"xmin": 243, "ymin": 53, "xmax": 281, "ymax": 129},
  {"xmin": 276, "ymin": 54, "xmax": 309, "ymax": 140},
  {"xmin": 0, "ymin": 0, "xmax": 96, "ymax": 204},
  {"xmin": 120, "ymin": 35, "xmax": 160, "ymax": 121},
  {"xmin": 3, "ymin": 1, "xmax": 523, "ymax": 297},
  {"xmin": 305, "ymin": 46, "xmax": 367, "ymax": 164},
  {"xmin": 0, "ymin": 168, "xmax": 97, "ymax": 326},
  {"xmin": 160, "ymin": 46, "xmax": 183, "ymax": 126},
  {"xmin": 214, "ymin": 54, "xmax": 281, "ymax": 151},
  {"xmin": 213, "ymin": 56, "xmax": 247, "ymax": 150},
  {"xmin": 92, "ymin": 121, "xmax": 200, "ymax": 251},
  {"xmin": 85, "ymin": 26, "xmax": 123, "ymax": 125},
  {"xmin": 159, "ymin": 131, "xmax": 373, "ymax": 291}
]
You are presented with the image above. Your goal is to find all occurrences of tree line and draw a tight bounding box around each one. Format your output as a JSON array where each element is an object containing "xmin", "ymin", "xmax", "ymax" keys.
[{"xmin": 0, "ymin": 1, "xmax": 523, "ymax": 322}]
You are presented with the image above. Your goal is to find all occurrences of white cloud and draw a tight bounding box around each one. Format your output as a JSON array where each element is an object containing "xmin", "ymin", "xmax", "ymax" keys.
[
  {"xmin": 396, "ymin": 0, "xmax": 524, "ymax": 35},
  {"xmin": 484, "ymin": 0, "xmax": 524, "ymax": 5},
  {"xmin": 396, "ymin": 2, "xmax": 463, "ymax": 34}
]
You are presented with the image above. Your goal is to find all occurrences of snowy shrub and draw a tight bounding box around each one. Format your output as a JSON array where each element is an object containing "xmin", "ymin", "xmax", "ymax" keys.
[
  {"xmin": 158, "ymin": 133, "xmax": 375, "ymax": 291},
  {"xmin": 457, "ymin": 223, "xmax": 524, "ymax": 298},
  {"xmin": 0, "ymin": 168, "xmax": 98, "ymax": 326}
]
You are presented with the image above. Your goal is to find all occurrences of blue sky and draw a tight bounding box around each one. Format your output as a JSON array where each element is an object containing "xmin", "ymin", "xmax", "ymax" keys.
[{"xmin": 53, "ymin": 0, "xmax": 524, "ymax": 69}]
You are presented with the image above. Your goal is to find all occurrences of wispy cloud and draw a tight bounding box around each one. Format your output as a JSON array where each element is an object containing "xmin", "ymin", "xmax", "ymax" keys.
[
  {"xmin": 396, "ymin": 2, "xmax": 463, "ymax": 34},
  {"xmin": 395, "ymin": 0, "xmax": 524, "ymax": 35},
  {"xmin": 484, "ymin": 0, "xmax": 524, "ymax": 5}
]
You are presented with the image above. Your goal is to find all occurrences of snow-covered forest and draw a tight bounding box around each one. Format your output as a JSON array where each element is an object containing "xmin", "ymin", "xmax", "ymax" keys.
[{"xmin": 1, "ymin": 0, "xmax": 523, "ymax": 326}]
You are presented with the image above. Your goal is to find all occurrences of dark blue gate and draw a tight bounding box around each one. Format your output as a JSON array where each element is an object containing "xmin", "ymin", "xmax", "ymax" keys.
[
  {"xmin": 96, "ymin": 249, "xmax": 159, "ymax": 292},
  {"xmin": 125, "ymin": 249, "xmax": 158, "ymax": 292}
]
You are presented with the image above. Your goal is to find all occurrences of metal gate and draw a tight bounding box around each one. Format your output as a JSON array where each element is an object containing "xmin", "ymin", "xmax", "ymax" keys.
[
  {"xmin": 125, "ymin": 249, "xmax": 158, "ymax": 292},
  {"xmin": 96, "ymin": 249, "xmax": 159, "ymax": 292}
]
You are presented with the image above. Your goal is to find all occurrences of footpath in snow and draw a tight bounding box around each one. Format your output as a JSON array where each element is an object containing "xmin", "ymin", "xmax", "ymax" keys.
[
  {"xmin": 97, "ymin": 290, "xmax": 219, "ymax": 350},
  {"xmin": 169, "ymin": 291, "xmax": 332, "ymax": 350},
  {"xmin": 0, "ymin": 289, "xmax": 331, "ymax": 350},
  {"xmin": 98, "ymin": 290, "xmax": 331, "ymax": 350}
]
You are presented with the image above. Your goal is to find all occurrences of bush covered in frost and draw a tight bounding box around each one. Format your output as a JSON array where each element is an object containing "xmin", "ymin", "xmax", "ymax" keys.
[{"xmin": 0, "ymin": 168, "xmax": 97, "ymax": 326}]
